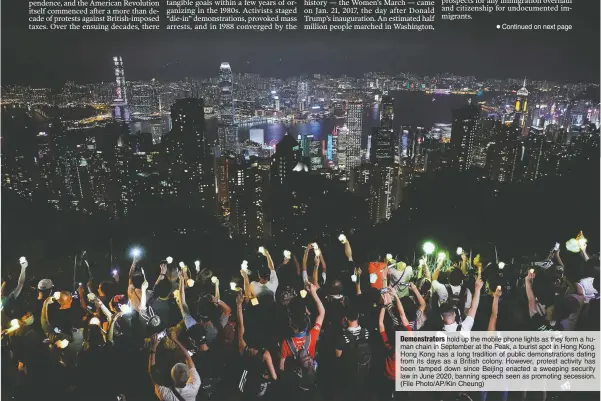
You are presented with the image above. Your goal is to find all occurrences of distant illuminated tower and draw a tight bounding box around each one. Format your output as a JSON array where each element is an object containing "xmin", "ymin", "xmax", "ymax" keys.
[
  {"xmin": 271, "ymin": 133, "xmax": 301, "ymax": 185},
  {"xmin": 111, "ymin": 56, "xmax": 130, "ymax": 122},
  {"xmin": 514, "ymin": 78, "xmax": 529, "ymax": 134},
  {"xmin": 218, "ymin": 62, "xmax": 237, "ymax": 153},
  {"xmin": 346, "ymin": 100, "xmax": 363, "ymax": 170},
  {"xmin": 336, "ymin": 125, "xmax": 350, "ymax": 170},
  {"xmin": 274, "ymin": 96, "xmax": 280, "ymax": 112},
  {"xmin": 373, "ymin": 94, "xmax": 395, "ymax": 166},
  {"xmin": 451, "ymin": 101, "xmax": 480, "ymax": 171},
  {"xmin": 297, "ymin": 81, "xmax": 309, "ymax": 111}
]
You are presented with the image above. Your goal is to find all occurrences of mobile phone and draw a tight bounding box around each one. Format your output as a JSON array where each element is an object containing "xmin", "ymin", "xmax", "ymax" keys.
[
  {"xmin": 554, "ymin": 242, "xmax": 560, "ymax": 251},
  {"xmin": 157, "ymin": 330, "xmax": 167, "ymax": 341}
]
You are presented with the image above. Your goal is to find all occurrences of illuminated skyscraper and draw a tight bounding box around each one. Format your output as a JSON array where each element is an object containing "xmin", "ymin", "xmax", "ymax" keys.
[
  {"xmin": 297, "ymin": 81, "xmax": 309, "ymax": 111},
  {"xmin": 111, "ymin": 56, "xmax": 130, "ymax": 122},
  {"xmin": 218, "ymin": 62, "xmax": 238, "ymax": 153},
  {"xmin": 514, "ymin": 79, "xmax": 529, "ymax": 135},
  {"xmin": 373, "ymin": 94, "xmax": 395, "ymax": 166},
  {"xmin": 130, "ymin": 82, "xmax": 159, "ymax": 117},
  {"xmin": 451, "ymin": 101, "xmax": 480, "ymax": 171},
  {"xmin": 307, "ymin": 135, "xmax": 324, "ymax": 170},
  {"xmin": 336, "ymin": 125, "xmax": 350, "ymax": 171},
  {"xmin": 346, "ymin": 100, "xmax": 363, "ymax": 169}
]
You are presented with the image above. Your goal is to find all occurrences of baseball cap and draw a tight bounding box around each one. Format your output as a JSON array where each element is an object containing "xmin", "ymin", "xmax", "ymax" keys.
[{"xmin": 37, "ymin": 279, "xmax": 54, "ymax": 291}]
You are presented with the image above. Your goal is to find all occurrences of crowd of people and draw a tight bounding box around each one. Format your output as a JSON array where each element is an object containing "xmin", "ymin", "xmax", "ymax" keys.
[{"xmin": 1, "ymin": 234, "xmax": 599, "ymax": 401}]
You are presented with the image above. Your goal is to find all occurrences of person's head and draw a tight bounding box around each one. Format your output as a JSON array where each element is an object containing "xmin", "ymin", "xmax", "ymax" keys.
[
  {"xmin": 401, "ymin": 296, "xmax": 418, "ymax": 322},
  {"xmin": 439, "ymin": 303, "xmax": 456, "ymax": 325},
  {"xmin": 154, "ymin": 279, "xmax": 172, "ymax": 299},
  {"xmin": 131, "ymin": 272, "xmax": 144, "ymax": 289},
  {"xmin": 87, "ymin": 323, "xmax": 105, "ymax": 347},
  {"xmin": 186, "ymin": 324, "xmax": 207, "ymax": 352},
  {"xmin": 109, "ymin": 295, "xmax": 127, "ymax": 314},
  {"xmin": 279, "ymin": 286, "xmax": 297, "ymax": 306},
  {"xmin": 171, "ymin": 363, "xmax": 191, "ymax": 388},
  {"xmin": 56, "ymin": 291, "xmax": 73, "ymax": 310},
  {"xmin": 330, "ymin": 279, "xmax": 344, "ymax": 296},
  {"xmin": 37, "ymin": 279, "xmax": 53, "ymax": 300},
  {"xmin": 448, "ymin": 269, "xmax": 465, "ymax": 287},
  {"xmin": 418, "ymin": 279, "xmax": 432, "ymax": 301},
  {"xmin": 20, "ymin": 312, "xmax": 34, "ymax": 327},
  {"xmin": 554, "ymin": 296, "xmax": 580, "ymax": 322},
  {"xmin": 289, "ymin": 311, "xmax": 308, "ymax": 334},
  {"xmin": 257, "ymin": 265, "xmax": 271, "ymax": 283},
  {"xmin": 344, "ymin": 304, "xmax": 360, "ymax": 324},
  {"xmin": 167, "ymin": 264, "xmax": 179, "ymax": 282}
]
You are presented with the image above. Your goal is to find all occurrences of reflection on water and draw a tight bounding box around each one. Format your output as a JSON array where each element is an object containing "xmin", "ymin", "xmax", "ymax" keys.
[{"xmin": 133, "ymin": 91, "xmax": 497, "ymax": 146}]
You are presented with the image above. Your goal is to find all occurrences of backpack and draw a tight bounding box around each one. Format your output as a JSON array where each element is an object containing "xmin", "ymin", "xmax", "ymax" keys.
[
  {"xmin": 286, "ymin": 334, "xmax": 317, "ymax": 391},
  {"xmin": 342, "ymin": 328, "xmax": 372, "ymax": 378}
]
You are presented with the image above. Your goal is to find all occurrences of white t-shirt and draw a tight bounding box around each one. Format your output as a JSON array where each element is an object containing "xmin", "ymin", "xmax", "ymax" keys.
[
  {"xmin": 250, "ymin": 270, "xmax": 278, "ymax": 299},
  {"xmin": 442, "ymin": 315, "xmax": 474, "ymax": 333},
  {"xmin": 432, "ymin": 280, "xmax": 472, "ymax": 310},
  {"xmin": 155, "ymin": 368, "xmax": 201, "ymax": 401},
  {"xmin": 577, "ymin": 278, "xmax": 598, "ymax": 304}
]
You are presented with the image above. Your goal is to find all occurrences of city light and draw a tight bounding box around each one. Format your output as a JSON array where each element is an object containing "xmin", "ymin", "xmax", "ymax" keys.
[{"xmin": 423, "ymin": 242, "xmax": 435, "ymax": 255}]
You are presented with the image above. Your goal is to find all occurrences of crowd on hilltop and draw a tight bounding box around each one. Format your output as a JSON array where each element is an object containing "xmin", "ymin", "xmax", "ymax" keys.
[{"xmin": 1, "ymin": 233, "xmax": 599, "ymax": 401}]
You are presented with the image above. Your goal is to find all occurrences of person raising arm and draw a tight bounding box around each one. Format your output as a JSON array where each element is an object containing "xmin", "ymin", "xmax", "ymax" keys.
[{"xmin": 488, "ymin": 286, "xmax": 502, "ymax": 332}]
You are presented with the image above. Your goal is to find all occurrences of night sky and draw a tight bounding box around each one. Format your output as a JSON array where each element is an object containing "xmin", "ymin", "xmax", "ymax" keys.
[{"xmin": 2, "ymin": 0, "xmax": 599, "ymax": 86}]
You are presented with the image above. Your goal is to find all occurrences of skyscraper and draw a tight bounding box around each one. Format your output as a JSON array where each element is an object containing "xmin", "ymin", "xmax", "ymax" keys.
[
  {"xmin": 249, "ymin": 128, "xmax": 265, "ymax": 145},
  {"xmin": 297, "ymin": 81, "xmax": 309, "ymax": 111},
  {"xmin": 218, "ymin": 62, "xmax": 237, "ymax": 153},
  {"xmin": 170, "ymin": 98, "xmax": 215, "ymax": 212},
  {"xmin": 373, "ymin": 94, "xmax": 395, "ymax": 166},
  {"xmin": 111, "ymin": 56, "xmax": 130, "ymax": 122},
  {"xmin": 346, "ymin": 100, "xmax": 363, "ymax": 169},
  {"xmin": 451, "ymin": 101, "xmax": 480, "ymax": 171},
  {"xmin": 271, "ymin": 133, "xmax": 301, "ymax": 185},
  {"xmin": 514, "ymin": 79, "xmax": 529, "ymax": 135},
  {"xmin": 130, "ymin": 82, "xmax": 159, "ymax": 117},
  {"xmin": 336, "ymin": 125, "xmax": 350, "ymax": 171}
]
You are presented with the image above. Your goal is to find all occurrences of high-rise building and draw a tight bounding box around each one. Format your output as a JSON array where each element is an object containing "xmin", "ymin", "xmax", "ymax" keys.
[
  {"xmin": 336, "ymin": 125, "xmax": 350, "ymax": 171},
  {"xmin": 218, "ymin": 62, "xmax": 238, "ymax": 153},
  {"xmin": 170, "ymin": 98, "xmax": 215, "ymax": 212},
  {"xmin": 111, "ymin": 56, "xmax": 130, "ymax": 122},
  {"xmin": 486, "ymin": 122, "xmax": 522, "ymax": 183},
  {"xmin": 523, "ymin": 126, "xmax": 546, "ymax": 181},
  {"xmin": 373, "ymin": 94, "xmax": 395, "ymax": 166},
  {"xmin": 346, "ymin": 100, "xmax": 363, "ymax": 169},
  {"xmin": 271, "ymin": 133, "xmax": 301, "ymax": 185},
  {"xmin": 297, "ymin": 81, "xmax": 309, "ymax": 111},
  {"xmin": 228, "ymin": 157, "xmax": 271, "ymax": 241},
  {"xmin": 451, "ymin": 102, "xmax": 480, "ymax": 171},
  {"xmin": 514, "ymin": 79, "xmax": 529, "ymax": 135},
  {"xmin": 274, "ymin": 96, "xmax": 280, "ymax": 112},
  {"xmin": 130, "ymin": 82, "xmax": 159, "ymax": 117},
  {"xmin": 368, "ymin": 165, "xmax": 402, "ymax": 224},
  {"xmin": 307, "ymin": 135, "xmax": 324, "ymax": 170}
]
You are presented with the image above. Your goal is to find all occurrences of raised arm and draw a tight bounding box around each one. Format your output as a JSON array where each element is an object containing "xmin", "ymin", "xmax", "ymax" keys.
[
  {"xmin": 459, "ymin": 252, "xmax": 469, "ymax": 276},
  {"xmin": 378, "ymin": 306, "xmax": 386, "ymax": 333},
  {"xmin": 154, "ymin": 263, "xmax": 167, "ymax": 288},
  {"xmin": 263, "ymin": 350, "xmax": 278, "ymax": 381},
  {"xmin": 320, "ymin": 253, "xmax": 327, "ymax": 284},
  {"xmin": 421, "ymin": 257, "xmax": 431, "ymax": 282},
  {"xmin": 302, "ymin": 245, "xmax": 310, "ymax": 283},
  {"xmin": 108, "ymin": 311, "xmax": 124, "ymax": 344},
  {"xmin": 148, "ymin": 334, "xmax": 159, "ymax": 378},
  {"xmin": 488, "ymin": 286, "xmax": 501, "ymax": 332},
  {"xmin": 525, "ymin": 270, "xmax": 538, "ymax": 315},
  {"xmin": 214, "ymin": 277, "xmax": 220, "ymax": 301},
  {"xmin": 240, "ymin": 269, "xmax": 251, "ymax": 300},
  {"xmin": 172, "ymin": 337, "xmax": 195, "ymax": 370},
  {"xmin": 264, "ymin": 248, "xmax": 275, "ymax": 271},
  {"xmin": 342, "ymin": 236, "xmax": 353, "ymax": 262},
  {"xmin": 409, "ymin": 282, "xmax": 426, "ymax": 313},
  {"xmin": 293, "ymin": 254, "xmax": 301, "ymax": 276},
  {"xmin": 128, "ymin": 256, "xmax": 139, "ymax": 286},
  {"xmin": 10, "ymin": 261, "xmax": 27, "ymax": 299},
  {"xmin": 311, "ymin": 254, "xmax": 319, "ymax": 287},
  {"xmin": 178, "ymin": 271, "xmax": 189, "ymax": 317},
  {"xmin": 580, "ymin": 242, "xmax": 590, "ymax": 262},
  {"xmin": 354, "ymin": 268, "xmax": 362, "ymax": 296},
  {"xmin": 466, "ymin": 277, "xmax": 484, "ymax": 320},
  {"xmin": 236, "ymin": 292, "xmax": 246, "ymax": 353},
  {"xmin": 431, "ymin": 255, "xmax": 445, "ymax": 282},
  {"xmin": 140, "ymin": 279, "xmax": 149, "ymax": 311},
  {"xmin": 308, "ymin": 282, "xmax": 325, "ymax": 327}
]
